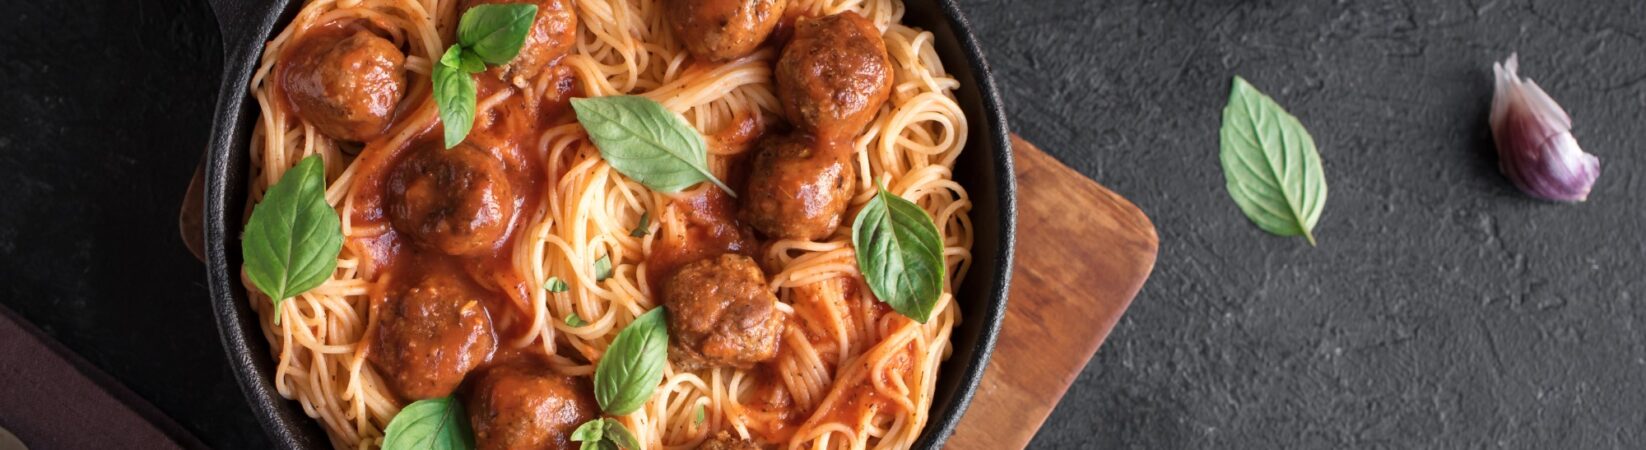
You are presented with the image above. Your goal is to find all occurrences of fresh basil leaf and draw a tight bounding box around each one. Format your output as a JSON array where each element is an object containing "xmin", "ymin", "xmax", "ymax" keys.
[
  {"xmin": 571, "ymin": 419, "xmax": 604, "ymax": 444},
  {"xmin": 459, "ymin": 50, "xmax": 486, "ymax": 74},
  {"xmin": 381, "ymin": 397, "xmax": 473, "ymax": 450},
  {"xmin": 565, "ymin": 312, "xmax": 588, "ymax": 327},
  {"xmin": 1219, "ymin": 76, "xmax": 1328, "ymax": 245},
  {"xmin": 434, "ymin": 45, "xmax": 477, "ymax": 149},
  {"xmin": 602, "ymin": 420, "xmax": 639, "ymax": 450},
  {"xmin": 593, "ymin": 255, "xmax": 612, "ymax": 282},
  {"xmin": 547, "ymin": 276, "xmax": 569, "ymax": 293},
  {"xmin": 594, "ymin": 308, "xmax": 668, "ymax": 415},
  {"xmin": 570, "ymin": 96, "xmax": 734, "ymax": 196},
  {"xmin": 693, "ymin": 404, "xmax": 705, "ymax": 424},
  {"xmin": 851, "ymin": 188, "xmax": 944, "ymax": 323},
  {"xmin": 629, "ymin": 211, "xmax": 650, "ymax": 238},
  {"xmin": 438, "ymin": 44, "xmax": 464, "ymax": 69},
  {"xmin": 457, "ymin": 3, "xmax": 539, "ymax": 65},
  {"xmin": 242, "ymin": 155, "xmax": 343, "ymax": 324}
]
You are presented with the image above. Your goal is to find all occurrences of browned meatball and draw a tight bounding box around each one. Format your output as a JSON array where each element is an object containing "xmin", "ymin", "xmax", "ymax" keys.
[
  {"xmin": 666, "ymin": 0, "xmax": 786, "ymax": 62},
  {"xmin": 388, "ymin": 143, "xmax": 515, "ymax": 256},
  {"xmin": 698, "ymin": 432, "xmax": 761, "ymax": 450},
  {"xmin": 369, "ymin": 273, "xmax": 498, "ymax": 400},
  {"xmin": 739, "ymin": 134, "xmax": 854, "ymax": 240},
  {"xmin": 663, "ymin": 254, "xmax": 783, "ymax": 370},
  {"xmin": 281, "ymin": 29, "xmax": 406, "ymax": 142},
  {"xmin": 463, "ymin": 0, "xmax": 577, "ymax": 87},
  {"xmin": 467, "ymin": 359, "xmax": 597, "ymax": 450},
  {"xmin": 775, "ymin": 12, "xmax": 892, "ymax": 140}
]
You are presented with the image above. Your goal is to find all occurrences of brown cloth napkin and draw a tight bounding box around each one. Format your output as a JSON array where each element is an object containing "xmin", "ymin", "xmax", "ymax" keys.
[{"xmin": 0, "ymin": 305, "xmax": 205, "ymax": 449}]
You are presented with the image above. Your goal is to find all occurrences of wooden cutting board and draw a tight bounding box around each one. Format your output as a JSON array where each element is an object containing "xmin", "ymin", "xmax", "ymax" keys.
[
  {"xmin": 177, "ymin": 135, "xmax": 1158, "ymax": 448},
  {"xmin": 945, "ymin": 136, "xmax": 1159, "ymax": 449}
]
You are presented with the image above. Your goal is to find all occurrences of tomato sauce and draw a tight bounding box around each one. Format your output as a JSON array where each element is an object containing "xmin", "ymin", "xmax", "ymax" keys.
[{"xmin": 350, "ymin": 65, "xmax": 578, "ymax": 346}]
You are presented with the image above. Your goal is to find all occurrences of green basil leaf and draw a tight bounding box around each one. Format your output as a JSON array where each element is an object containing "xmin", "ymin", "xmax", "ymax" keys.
[
  {"xmin": 693, "ymin": 404, "xmax": 705, "ymax": 424},
  {"xmin": 434, "ymin": 45, "xmax": 477, "ymax": 149},
  {"xmin": 565, "ymin": 312, "xmax": 588, "ymax": 327},
  {"xmin": 571, "ymin": 419, "xmax": 604, "ymax": 444},
  {"xmin": 459, "ymin": 50, "xmax": 486, "ymax": 74},
  {"xmin": 570, "ymin": 96, "xmax": 734, "ymax": 196},
  {"xmin": 851, "ymin": 188, "xmax": 944, "ymax": 323},
  {"xmin": 629, "ymin": 211, "xmax": 650, "ymax": 237},
  {"xmin": 594, "ymin": 308, "xmax": 668, "ymax": 415},
  {"xmin": 1219, "ymin": 76, "xmax": 1328, "ymax": 245},
  {"xmin": 593, "ymin": 255, "xmax": 612, "ymax": 282},
  {"xmin": 546, "ymin": 276, "xmax": 569, "ymax": 293},
  {"xmin": 602, "ymin": 420, "xmax": 640, "ymax": 450},
  {"xmin": 381, "ymin": 397, "xmax": 474, "ymax": 450},
  {"xmin": 438, "ymin": 44, "xmax": 464, "ymax": 69},
  {"xmin": 242, "ymin": 155, "xmax": 343, "ymax": 324},
  {"xmin": 457, "ymin": 3, "xmax": 539, "ymax": 65}
]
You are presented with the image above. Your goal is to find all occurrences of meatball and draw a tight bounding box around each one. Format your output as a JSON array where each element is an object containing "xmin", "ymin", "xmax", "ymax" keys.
[
  {"xmin": 462, "ymin": 0, "xmax": 577, "ymax": 87},
  {"xmin": 663, "ymin": 254, "xmax": 783, "ymax": 370},
  {"xmin": 775, "ymin": 12, "xmax": 893, "ymax": 140},
  {"xmin": 388, "ymin": 143, "xmax": 515, "ymax": 256},
  {"xmin": 281, "ymin": 29, "xmax": 407, "ymax": 142},
  {"xmin": 739, "ymin": 134, "xmax": 854, "ymax": 241},
  {"xmin": 666, "ymin": 0, "xmax": 786, "ymax": 62},
  {"xmin": 698, "ymin": 432, "xmax": 761, "ymax": 450},
  {"xmin": 467, "ymin": 359, "xmax": 597, "ymax": 450},
  {"xmin": 369, "ymin": 273, "xmax": 498, "ymax": 400}
]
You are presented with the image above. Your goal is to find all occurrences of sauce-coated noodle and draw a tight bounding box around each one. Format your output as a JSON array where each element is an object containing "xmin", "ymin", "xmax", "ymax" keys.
[{"xmin": 242, "ymin": 0, "xmax": 971, "ymax": 448}]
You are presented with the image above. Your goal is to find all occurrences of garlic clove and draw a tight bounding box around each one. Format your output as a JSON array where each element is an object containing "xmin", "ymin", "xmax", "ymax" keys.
[{"xmin": 1489, "ymin": 54, "xmax": 1600, "ymax": 202}]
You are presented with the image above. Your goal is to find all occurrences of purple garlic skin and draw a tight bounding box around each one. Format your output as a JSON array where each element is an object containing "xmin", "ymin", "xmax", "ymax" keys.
[{"xmin": 1489, "ymin": 54, "xmax": 1600, "ymax": 202}]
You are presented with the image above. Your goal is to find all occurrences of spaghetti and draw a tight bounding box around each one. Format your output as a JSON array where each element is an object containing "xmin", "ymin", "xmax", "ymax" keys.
[{"xmin": 241, "ymin": 0, "xmax": 972, "ymax": 448}]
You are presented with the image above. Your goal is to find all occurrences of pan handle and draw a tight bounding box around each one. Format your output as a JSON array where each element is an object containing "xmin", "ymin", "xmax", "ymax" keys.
[
  {"xmin": 180, "ymin": 160, "xmax": 208, "ymax": 263},
  {"xmin": 186, "ymin": 0, "xmax": 289, "ymax": 260},
  {"xmin": 182, "ymin": 0, "xmax": 280, "ymax": 263}
]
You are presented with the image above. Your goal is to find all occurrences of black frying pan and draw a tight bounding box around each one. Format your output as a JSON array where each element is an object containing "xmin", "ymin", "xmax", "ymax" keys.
[{"xmin": 193, "ymin": 0, "xmax": 1015, "ymax": 447}]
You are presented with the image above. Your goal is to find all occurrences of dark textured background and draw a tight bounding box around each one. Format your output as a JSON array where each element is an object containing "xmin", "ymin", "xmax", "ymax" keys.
[{"xmin": 2, "ymin": 0, "xmax": 1643, "ymax": 448}]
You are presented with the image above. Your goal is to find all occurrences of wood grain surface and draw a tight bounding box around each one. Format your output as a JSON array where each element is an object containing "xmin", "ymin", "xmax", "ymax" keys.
[{"xmin": 946, "ymin": 136, "xmax": 1159, "ymax": 449}]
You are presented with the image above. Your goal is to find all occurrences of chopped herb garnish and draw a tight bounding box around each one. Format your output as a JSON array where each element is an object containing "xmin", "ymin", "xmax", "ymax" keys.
[
  {"xmin": 546, "ymin": 276, "xmax": 569, "ymax": 293},
  {"xmin": 594, "ymin": 255, "xmax": 613, "ymax": 282},
  {"xmin": 629, "ymin": 211, "xmax": 651, "ymax": 237}
]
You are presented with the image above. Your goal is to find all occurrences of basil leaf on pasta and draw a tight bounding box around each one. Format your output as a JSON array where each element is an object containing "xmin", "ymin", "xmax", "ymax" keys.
[
  {"xmin": 434, "ymin": 46, "xmax": 477, "ymax": 149},
  {"xmin": 571, "ymin": 96, "xmax": 734, "ymax": 196},
  {"xmin": 457, "ymin": 3, "xmax": 539, "ymax": 65},
  {"xmin": 593, "ymin": 308, "xmax": 668, "ymax": 415},
  {"xmin": 629, "ymin": 211, "xmax": 650, "ymax": 237},
  {"xmin": 241, "ymin": 155, "xmax": 342, "ymax": 324},
  {"xmin": 571, "ymin": 419, "xmax": 604, "ymax": 445},
  {"xmin": 458, "ymin": 51, "xmax": 486, "ymax": 74},
  {"xmin": 593, "ymin": 255, "xmax": 613, "ymax": 282},
  {"xmin": 565, "ymin": 312, "xmax": 588, "ymax": 327},
  {"xmin": 601, "ymin": 420, "xmax": 640, "ymax": 450},
  {"xmin": 851, "ymin": 188, "xmax": 945, "ymax": 323},
  {"xmin": 381, "ymin": 397, "xmax": 474, "ymax": 450},
  {"xmin": 435, "ymin": 5, "xmax": 538, "ymax": 148},
  {"xmin": 570, "ymin": 418, "xmax": 638, "ymax": 450}
]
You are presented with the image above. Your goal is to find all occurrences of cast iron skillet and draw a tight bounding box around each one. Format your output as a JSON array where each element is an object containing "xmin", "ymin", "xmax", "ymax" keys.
[{"xmin": 198, "ymin": 0, "xmax": 1014, "ymax": 447}]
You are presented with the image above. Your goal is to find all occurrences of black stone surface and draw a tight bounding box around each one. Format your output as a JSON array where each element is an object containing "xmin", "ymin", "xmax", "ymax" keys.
[{"xmin": 3, "ymin": 0, "xmax": 1644, "ymax": 448}]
